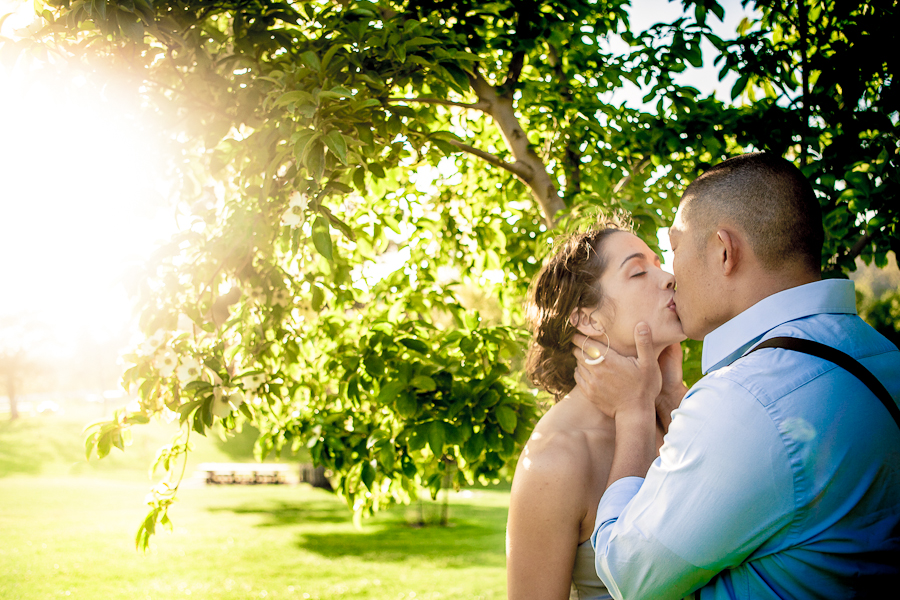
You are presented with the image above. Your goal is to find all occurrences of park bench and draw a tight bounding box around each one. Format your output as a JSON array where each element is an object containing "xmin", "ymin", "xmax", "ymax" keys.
[{"xmin": 197, "ymin": 462, "xmax": 293, "ymax": 485}]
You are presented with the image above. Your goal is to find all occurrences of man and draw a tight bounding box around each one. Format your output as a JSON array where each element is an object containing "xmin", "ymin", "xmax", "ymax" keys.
[{"xmin": 575, "ymin": 153, "xmax": 900, "ymax": 599}]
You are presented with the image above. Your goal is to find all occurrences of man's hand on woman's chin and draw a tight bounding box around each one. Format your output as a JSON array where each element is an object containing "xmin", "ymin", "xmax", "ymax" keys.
[
  {"xmin": 656, "ymin": 342, "xmax": 688, "ymax": 430},
  {"xmin": 572, "ymin": 323, "xmax": 662, "ymax": 420}
]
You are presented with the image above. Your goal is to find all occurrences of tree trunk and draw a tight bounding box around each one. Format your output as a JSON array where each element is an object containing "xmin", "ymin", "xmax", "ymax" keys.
[
  {"xmin": 7, "ymin": 375, "xmax": 18, "ymax": 421},
  {"xmin": 469, "ymin": 72, "xmax": 567, "ymax": 226}
]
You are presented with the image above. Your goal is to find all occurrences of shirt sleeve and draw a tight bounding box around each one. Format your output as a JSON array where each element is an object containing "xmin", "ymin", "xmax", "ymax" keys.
[{"xmin": 591, "ymin": 375, "xmax": 796, "ymax": 600}]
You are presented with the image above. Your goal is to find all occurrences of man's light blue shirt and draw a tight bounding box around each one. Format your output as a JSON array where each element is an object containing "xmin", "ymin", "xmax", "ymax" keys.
[{"xmin": 591, "ymin": 279, "xmax": 900, "ymax": 599}]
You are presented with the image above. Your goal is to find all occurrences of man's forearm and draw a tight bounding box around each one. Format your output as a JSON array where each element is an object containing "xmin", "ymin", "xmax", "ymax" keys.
[{"xmin": 606, "ymin": 407, "xmax": 658, "ymax": 488}]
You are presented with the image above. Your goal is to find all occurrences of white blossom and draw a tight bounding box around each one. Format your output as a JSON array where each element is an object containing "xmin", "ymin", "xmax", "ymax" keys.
[
  {"xmin": 211, "ymin": 389, "xmax": 245, "ymax": 418},
  {"xmin": 175, "ymin": 356, "xmax": 202, "ymax": 383},
  {"xmin": 282, "ymin": 191, "xmax": 308, "ymax": 226},
  {"xmin": 154, "ymin": 349, "xmax": 178, "ymax": 378},
  {"xmin": 242, "ymin": 373, "xmax": 266, "ymax": 391},
  {"xmin": 140, "ymin": 330, "xmax": 167, "ymax": 355},
  {"xmin": 272, "ymin": 288, "xmax": 291, "ymax": 307}
]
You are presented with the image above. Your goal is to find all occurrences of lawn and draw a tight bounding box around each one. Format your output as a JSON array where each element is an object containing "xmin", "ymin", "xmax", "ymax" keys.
[{"xmin": 0, "ymin": 411, "xmax": 510, "ymax": 600}]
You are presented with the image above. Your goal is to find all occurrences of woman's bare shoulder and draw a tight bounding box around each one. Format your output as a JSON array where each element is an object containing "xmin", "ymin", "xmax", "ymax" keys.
[{"xmin": 514, "ymin": 418, "xmax": 594, "ymax": 485}]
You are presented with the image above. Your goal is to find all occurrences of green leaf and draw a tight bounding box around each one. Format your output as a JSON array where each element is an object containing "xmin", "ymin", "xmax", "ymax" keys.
[
  {"xmin": 312, "ymin": 217, "xmax": 333, "ymax": 261},
  {"xmin": 356, "ymin": 98, "xmax": 381, "ymax": 109},
  {"xmin": 731, "ymin": 74, "xmax": 750, "ymax": 100},
  {"xmin": 311, "ymin": 285, "xmax": 325, "ymax": 311},
  {"xmin": 401, "ymin": 456, "xmax": 417, "ymax": 478},
  {"xmin": 463, "ymin": 433, "xmax": 484, "ymax": 461},
  {"xmin": 394, "ymin": 42, "xmax": 406, "ymax": 63},
  {"xmin": 377, "ymin": 380, "xmax": 405, "ymax": 404},
  {"xmin": 406, "ymin": 36, "xmax": 439, "ymax": 48},
  {"xmin": 480, "ymin": 389, "xmax": 500, "ymax": 407},
  {"xmin": 91, "ymin": 0, "xmax": 106, "ymax": 20},
  {"xmin": 684, "ymin": 43, "xmax": 703, "ymax": 68},
  {"xmin": 301, "ymin": 50, "xmax": 321, "ymax": 72},
  {"xmin": 293, "ymin": 130, "xmax": 319, "ymax": 161},
  {"xmin": 320, "ymin": 44, "xmax": 345, "ymax": 71},
  {"xmin": 275, "ymin": 90, "xmax": 309, "ymax": 107},
  {"xmin": 495, "ymin": 405, "xmax": 517, "ymax": 433},
  {"xmin": 323, "ymin": 130, "xmax": 349, "ymax": 164},
  {"xmin": 399, "ymin": 338, "xmax": 429, "ymax": 354},
  {"xmin": 84, "ymin": 431, "xmax": 98, "ymax": 461},
  {"xmin": 97, "ymin": 431, "xmax": 112, "ymax": 458},
  {"xmin": 361, "ymin": 461, "xmax": 376, "ymax": 490},
  {"xmin": 411, "ymin": 375, "xmax": 436, "ymax": 391},
  {"xmin": 382, "ymin": 214, "xmax": 402, "ymax": 234},
  {"xmin": 426, "ymin": 421, "xmax": 446, "ymax": 456},
  {"xmin": 396, "ymin": 392, "xmax": 417, "ymax": 418},
  {"xmin": 183, "ymin": 380, "xmax": 212, "ymax": 393},
  {"xmin": 305, "ymin": 140, "xmax": 325, "ymax": 181}
]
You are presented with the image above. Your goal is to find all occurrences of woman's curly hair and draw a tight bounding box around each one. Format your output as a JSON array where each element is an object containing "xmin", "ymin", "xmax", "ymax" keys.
[{"xmin": 524, "ymin": 217, "xmax": 631, "ymax": 400}]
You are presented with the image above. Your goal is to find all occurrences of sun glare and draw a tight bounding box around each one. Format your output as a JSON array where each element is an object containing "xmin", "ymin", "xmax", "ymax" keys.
[{"xmin": 0, "ymin": 51, "xmax": 176, "ymax": 356}]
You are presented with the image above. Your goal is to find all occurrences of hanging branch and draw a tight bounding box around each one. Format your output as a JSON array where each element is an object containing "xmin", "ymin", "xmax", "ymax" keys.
[
  {"xmin": 468, "ymin": 69, "xmax": 566, "ymax": 225},
  {"xmin": 386, "ymin": 97, "xmax": 490, "ymax": 111},
  {"xmin": 444, "ymin": 139, "xmax": 534, "ymax": 180}
]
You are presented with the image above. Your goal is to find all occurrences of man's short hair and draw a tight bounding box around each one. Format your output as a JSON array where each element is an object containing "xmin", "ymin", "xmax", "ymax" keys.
[{"xmin": 680, "ymin": 152, "xmax": 824, "ymax": 273}]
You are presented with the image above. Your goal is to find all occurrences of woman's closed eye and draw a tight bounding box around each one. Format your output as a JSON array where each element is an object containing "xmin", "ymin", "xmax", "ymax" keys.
[{"xmin": 631, "ymin": 271, "xmax": 647, "ymax": 278}]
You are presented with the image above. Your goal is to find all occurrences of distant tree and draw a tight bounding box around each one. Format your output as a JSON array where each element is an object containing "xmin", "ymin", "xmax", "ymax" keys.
[
  {"xmin": 5, "ymin": 0, "xmax": 896, "ymax": 547},
  {"xmin": 0, "ymin": 315, "xmax": 51, "ymax": 420},
  {"xmin": 0, "ymin": 350, "xmax": 24, "ymax": 420}
]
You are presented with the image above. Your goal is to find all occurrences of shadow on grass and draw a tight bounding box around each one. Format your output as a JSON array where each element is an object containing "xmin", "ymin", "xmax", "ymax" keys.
[
  {"xmin": 208, "ymin": 498, "xmax": 351, "ymax": 525},
  {"xmin": 210, "ymin": 496, "xmax": 507, "ymax": 567},
  {"xmin": 300, "ymin": 506, "xmax": 506, "ymax": 564}
]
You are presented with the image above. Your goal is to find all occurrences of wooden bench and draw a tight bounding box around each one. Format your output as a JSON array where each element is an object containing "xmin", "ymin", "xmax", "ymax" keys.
[{"xmin": 197, "ymin": 462, "xmax": 294, "ymax": 485}]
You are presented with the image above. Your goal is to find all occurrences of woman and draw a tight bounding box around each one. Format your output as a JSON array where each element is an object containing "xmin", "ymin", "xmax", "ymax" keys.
[{"xmin": 506, "ymin": 221, "xmax": 687, "ymax": 599}]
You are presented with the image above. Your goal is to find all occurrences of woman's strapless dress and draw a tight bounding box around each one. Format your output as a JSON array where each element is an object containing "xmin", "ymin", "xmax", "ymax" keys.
[{"xmin": 570, "ymin": 539, "xmax": 612, "ymax": 600}]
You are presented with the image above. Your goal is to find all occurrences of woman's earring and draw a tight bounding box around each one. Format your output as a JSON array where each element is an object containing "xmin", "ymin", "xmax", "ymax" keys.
[{"xmin": 581, "ymin": 331, "xmax": 610, "ymax": 365}]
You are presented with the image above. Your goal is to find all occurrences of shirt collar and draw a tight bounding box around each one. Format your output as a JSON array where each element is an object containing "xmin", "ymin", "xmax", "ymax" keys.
[{"xmin": 701, "ymin": 279, "xmax": 858, "ymax": 374}]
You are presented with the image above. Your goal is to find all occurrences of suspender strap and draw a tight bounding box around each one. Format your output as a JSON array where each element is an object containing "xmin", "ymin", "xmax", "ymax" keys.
[{"xmin": 747, "ymin": 336, "xmax": 900, "ymax": 430}]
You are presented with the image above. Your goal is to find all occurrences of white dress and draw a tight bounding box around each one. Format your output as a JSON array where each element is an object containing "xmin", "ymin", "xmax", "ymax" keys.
[{"xmin": 570, "ymin": 539, "xmax": 613, "ymax": 600}]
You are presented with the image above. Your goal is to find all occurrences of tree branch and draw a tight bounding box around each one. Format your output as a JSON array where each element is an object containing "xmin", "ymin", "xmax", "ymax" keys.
[
  {"xmin": 549, "ymin": 42, "xmax": 580, "ymax": 196},
  {"xmin": 386, "ymin": 97, "xmax": 489, "ymax": 112},
  {"xmin": 613, "ymin": 157, "xmax": 653, "ymax": 195},
  {"xmin": 504, "ymin": 51, "xmax": 526, "ymax": 89},
  {"xmin": 844, "ymin": 230, "xmax": 875, "ymax": 263},
  {"xmin": 445, "ymin": 139, "xmax": 534, "ymax": 180},
  {"xmin": 468, "ymin": 69, "xmax": 566, "ymax": 225}
]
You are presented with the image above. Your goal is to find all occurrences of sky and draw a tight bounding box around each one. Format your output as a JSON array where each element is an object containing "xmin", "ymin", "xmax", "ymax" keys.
[{"xmin": 0, "ymin": 0, "xmax": 752, "ymax": 371}]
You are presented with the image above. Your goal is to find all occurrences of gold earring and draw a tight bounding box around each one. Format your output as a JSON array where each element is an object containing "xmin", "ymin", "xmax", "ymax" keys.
[{"xmin": 581, "ymin": 331, "xmax": 610, "ymax": 365}]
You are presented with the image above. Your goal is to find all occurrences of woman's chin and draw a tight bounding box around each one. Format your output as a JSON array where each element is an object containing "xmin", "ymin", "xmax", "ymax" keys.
[{"xmin": 654, "ymin": 329, "xmax": 687, "ymax": 352}]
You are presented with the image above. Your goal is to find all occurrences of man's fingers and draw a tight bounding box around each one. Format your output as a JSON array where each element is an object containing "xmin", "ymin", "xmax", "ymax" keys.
[
  {"xmin": 572, "ymin": 333, "xmax": 588, "ymax": 357},
  {"xmin": 634, "ymin": 322, "xmax": 655, "ymax": 367}
]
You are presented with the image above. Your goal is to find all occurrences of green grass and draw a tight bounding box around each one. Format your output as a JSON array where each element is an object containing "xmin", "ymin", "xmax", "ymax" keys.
[{"xmin": 0, "ymin": 413, "xmax": 510, "ymax": 600}]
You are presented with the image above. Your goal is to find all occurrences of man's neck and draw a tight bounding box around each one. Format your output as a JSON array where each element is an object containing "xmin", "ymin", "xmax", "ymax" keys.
[{"xmin": 731, "ymin": 267, "xmax": 821, "ymax": 324}]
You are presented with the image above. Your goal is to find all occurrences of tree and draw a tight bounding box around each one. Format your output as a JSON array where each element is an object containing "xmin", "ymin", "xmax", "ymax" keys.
[
  {"xmin": 716, "ymin": 0, "xmax": 899, "ymax": 273},
  {"xmin": 4, "ymin": 0, "xmax": 896, "ymax": 547},
  {"xmin": 0, "ymin": 315, "xmax": 52, "ymax": 421}
]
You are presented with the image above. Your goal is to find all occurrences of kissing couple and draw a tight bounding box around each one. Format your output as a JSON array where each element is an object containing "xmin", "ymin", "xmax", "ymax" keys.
[{"xmin": 506, "ymin": 153, "xmax": 900, "ymax": 600}]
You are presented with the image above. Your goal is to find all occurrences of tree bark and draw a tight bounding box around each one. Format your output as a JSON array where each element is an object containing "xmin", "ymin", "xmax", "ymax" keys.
[
  {"xmin": 5, "ymin": 369, "xmax": 18, "ymax": 421},
  {"xmin": 468, "ymin": 71, "xmax": 566, "ymax": 226}
]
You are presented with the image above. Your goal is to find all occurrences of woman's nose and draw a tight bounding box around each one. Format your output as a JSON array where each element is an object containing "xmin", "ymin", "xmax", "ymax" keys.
[{"xmin": 661, "ymin": 270, "xmax": 675, "ymax": 290}]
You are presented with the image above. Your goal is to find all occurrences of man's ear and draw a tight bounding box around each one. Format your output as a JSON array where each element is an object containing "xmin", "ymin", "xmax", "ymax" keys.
[
  {"xmin": 569, "ymin": 307, "xmax": 606, "ymax": 337},
  {"xmin": 714, "ymin": 229, "xmax": 740, "ymax": 276}
]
